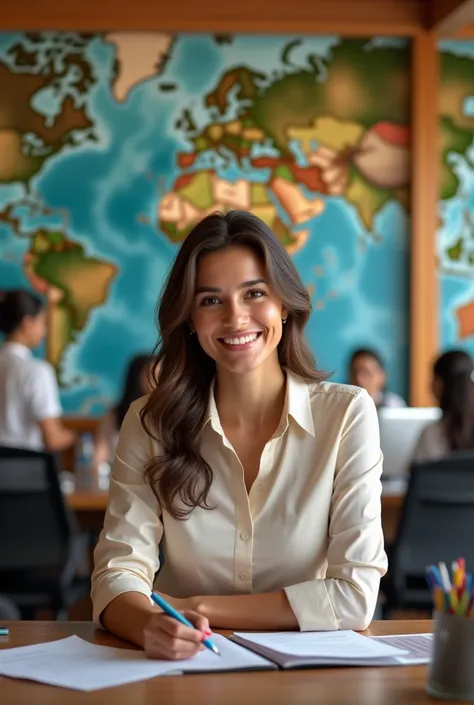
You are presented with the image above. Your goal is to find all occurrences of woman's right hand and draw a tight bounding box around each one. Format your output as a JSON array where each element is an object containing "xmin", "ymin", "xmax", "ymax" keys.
[{"xmin": 143, "ymin": 609, "xmax": 212, "ymax": 660}]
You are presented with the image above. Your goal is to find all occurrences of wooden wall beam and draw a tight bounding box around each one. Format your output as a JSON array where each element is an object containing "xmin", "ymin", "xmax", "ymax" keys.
[
  {"xmin": 0, "ymin": 0, "xmax": 425, "ymax": 35},
  {"xmin": 453, "ymin": 20, "xmax": 474, "ymax": 34},
  {"xmin": 429, "ymin": 0, "xmax": 474, "ymax": 35},
  {"xmin": 410, "ymin": 32, "xmax": 439, "ymax": 406}
]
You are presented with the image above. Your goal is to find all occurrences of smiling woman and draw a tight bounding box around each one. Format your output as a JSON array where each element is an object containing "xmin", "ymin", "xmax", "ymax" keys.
[
  {"xmin": 92, "ymin": 210, "xmax": 387, "ymax": 662},
  {"xmin": 142, "ymin": 210, "xmax": 325, "ymax": 511}
]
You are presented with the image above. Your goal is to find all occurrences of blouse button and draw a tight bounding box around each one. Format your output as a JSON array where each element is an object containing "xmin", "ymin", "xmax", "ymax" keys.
[
  {"xmin": 239, "ymin": 571, "xmax": 249, "ymax": 581},
  {"xmin": 240, "ymin": 531, "xmax": 250, "ymax": 541}
]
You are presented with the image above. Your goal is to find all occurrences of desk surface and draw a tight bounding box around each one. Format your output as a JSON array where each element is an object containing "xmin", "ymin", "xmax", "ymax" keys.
[
  {"xmin": 1, "ymin": 620, "xmax": 437, "ymax": 705},
  {"xmin": 67, "ymin": 490, "xmax": 405, "ymax": 513},
  {"xmin": 67, "ymin": 489, "xmax": 109, "ymax": 511}
]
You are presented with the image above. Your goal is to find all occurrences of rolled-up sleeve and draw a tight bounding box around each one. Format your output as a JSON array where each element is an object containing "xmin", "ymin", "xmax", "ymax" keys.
[
  {"xmin": 91, "ymin": 399, "xmax": 163, "ymax": 624},
  {"xmin": 284, "ymin": 389, "xmax": 387, "ymax": 631}
]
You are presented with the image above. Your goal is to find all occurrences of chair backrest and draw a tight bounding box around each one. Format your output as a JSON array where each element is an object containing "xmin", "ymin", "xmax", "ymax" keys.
[
  {"xmin": 392, "ymin": 453, "xmax": 474, "ymax": 590},
  {"xmin": 0, "ymin": 446, "xmax": 77, "ymax": 572}
]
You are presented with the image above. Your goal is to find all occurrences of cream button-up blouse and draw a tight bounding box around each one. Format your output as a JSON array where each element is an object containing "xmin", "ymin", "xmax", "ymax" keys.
[{"xmin": 92, "ymin": 373, "xmax": 387, "ymax": 631}]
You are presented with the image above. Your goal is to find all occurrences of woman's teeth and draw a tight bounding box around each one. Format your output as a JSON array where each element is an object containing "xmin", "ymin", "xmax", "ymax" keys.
[{"xmin": 223, "ymin": 333, "xmax": 259, "ymax": 345}]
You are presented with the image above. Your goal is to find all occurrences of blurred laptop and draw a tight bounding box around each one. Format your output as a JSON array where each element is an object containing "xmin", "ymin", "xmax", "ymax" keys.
[{"xmin": 378, "ymin": 407, "xmax": 442, "ymax": 484}]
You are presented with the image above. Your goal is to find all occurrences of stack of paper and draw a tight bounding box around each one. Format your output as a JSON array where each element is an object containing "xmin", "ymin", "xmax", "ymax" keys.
[{"xmin": 0, "ymin": 634, "xmax": 274, "ymax": 691}]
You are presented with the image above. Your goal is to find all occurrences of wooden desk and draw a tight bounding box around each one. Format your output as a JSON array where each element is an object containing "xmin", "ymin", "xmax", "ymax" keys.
[
  {"xmin": 0, "ymin": 620, "xmax": 434, "ymax": 705},
  {"xmin": 61, "ymin": 417, "xmax": 101, "ymax": 473},
  {"xmin": 67, "ymin": 490, "xmax": 405, "ymax": 523},
  {"xmin": 381, "ymin": 493, "xmax": 404, "ymax": 543},
  {"xmin": 67, "ymin": 490, "xmax": 108, "ymax": 512},
  {"xmin": 66, "ymin": 491, "xmax": 405, "ymax": 547}
]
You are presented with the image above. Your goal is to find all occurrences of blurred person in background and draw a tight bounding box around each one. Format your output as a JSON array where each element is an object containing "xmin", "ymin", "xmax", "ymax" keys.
[
  {"xmin": 348, "ymin": 348, "xmax": 406, "ymax": 410},
  {"xmin": 0, "ymin": 289, "xmax": 76, "ymax": 451},
  {"xmin": 412, "ymin": 349, "xmax": 474, "ymax": 463},
  {"xmin": 93, "ymin": 353, "xmax": 156, "ymax": 468}
]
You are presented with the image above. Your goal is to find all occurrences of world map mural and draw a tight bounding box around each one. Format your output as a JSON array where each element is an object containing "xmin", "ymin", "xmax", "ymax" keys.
[
  {"xmin": 1, "ymin": 32, "xmax": 452, "ymax": 414},
  {"xmin": 438, "ymin": 41, "xmax": 474, "ymax": 358}
]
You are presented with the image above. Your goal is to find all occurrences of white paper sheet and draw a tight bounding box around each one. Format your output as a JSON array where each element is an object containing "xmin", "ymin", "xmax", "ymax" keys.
[{"xmin": 0, "ymin": 634, "xmax": 274, "ymax": 691}]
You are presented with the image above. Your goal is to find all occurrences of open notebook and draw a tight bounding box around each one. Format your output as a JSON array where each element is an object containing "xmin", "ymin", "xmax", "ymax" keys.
[{"xmin": 230, "ymin": 631, "xmax": 433, "ymax": 669}]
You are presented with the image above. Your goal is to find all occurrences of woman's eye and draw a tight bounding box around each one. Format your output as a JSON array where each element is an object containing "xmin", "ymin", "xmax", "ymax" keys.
[
  {"xmin": 201, "ymin": 296, "xmax": 221, "ymax": 306},
  {"xmin": 246, "ymin": 289, "xmax": 266, "ymax": 299}
]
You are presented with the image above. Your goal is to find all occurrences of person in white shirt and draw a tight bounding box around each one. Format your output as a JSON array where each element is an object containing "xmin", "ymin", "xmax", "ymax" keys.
[
  {"xmin": 93, "ymin": 353, "xmax": 156, "ymax": 468},
  {"xmin": 348, "ymin": 348, "xmax": 406, "ymax": 410},
  {"xmin": 92, "ymin": 210, "xmax": 387, "ymax": 661},
  {"xmin": 0, "ymin": 289, "xmax": 76, "ymax": 452},
  {"xmin": 412, "ymin": 349, "xmax": 474, "ymax": 463}
]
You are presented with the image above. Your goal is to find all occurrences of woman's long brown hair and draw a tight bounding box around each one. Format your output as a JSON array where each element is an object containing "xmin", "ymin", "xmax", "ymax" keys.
[{"xmin": 141, "ymin": 210, "xmax": 326, "ymax": 519}]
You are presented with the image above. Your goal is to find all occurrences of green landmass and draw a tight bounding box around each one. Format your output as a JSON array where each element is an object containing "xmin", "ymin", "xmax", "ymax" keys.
[
  {"xmin": 439, "ymin": 52, "xmax": 474, "ymax": 200},
  {"xmin": 160, "ymin": 221, "xmax": 193, "ymax": 244},
  {"xmin": 272, "ymin": 217, "xmax": 296, "ymax": 249},
  {"xmin": 439, "ymin": 117, "xmax": 474, "ymax": 201},
  {"xmin": 178, "ymin": 172, "xmax": 214, "ymax": 210},
  {"xmin": 446, "ymin": 237, "xmax": 463, "ymax": 261},
  {"xmin": 251, "ymin": 183, "xmax": 271, "ymax": 205},
  {"xmin": 287, "ymin": 116, "xmax": 364, "ymax": 153},
  {"xmin": 28, "ymin": 230, "xmax": 117, "ymax": 370},
  {"xmin": 346, "ymin": 170, "xmax": 392, "ymax": 231},
  {"xmin": 205, "ymin": 67, "xmax": 265, "ymax": 113},
  {"xmin": 274, "ymin": 164, "xmax": 294, "ymax": 182},
  {"xmin": 440, "ymin": 52, "xmax": 474, "ymax": 133}
]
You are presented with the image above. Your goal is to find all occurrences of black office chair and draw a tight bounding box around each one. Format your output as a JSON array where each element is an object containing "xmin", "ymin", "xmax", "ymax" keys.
[
  {"xmin": 382, "ymin": 453, "xmax": 474, "ymax": 617},
  {"xmin": 0, "ymin": 446, "xmax": 90, "ymax": 620},
  {"xmin": 0, "ymin": 595, "xmax": 21, "ymax": 620}
]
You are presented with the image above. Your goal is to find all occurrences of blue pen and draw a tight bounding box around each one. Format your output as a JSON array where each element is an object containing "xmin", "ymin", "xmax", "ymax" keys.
[{"xmin": 150, "ymin": 592, "xmax": 220, "ymax": 656}]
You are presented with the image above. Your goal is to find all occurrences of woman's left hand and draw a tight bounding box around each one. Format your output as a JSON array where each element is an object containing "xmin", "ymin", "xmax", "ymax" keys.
[{"xmin": 160, "ymin": 593, "xmax": 205, "ymax": 615}]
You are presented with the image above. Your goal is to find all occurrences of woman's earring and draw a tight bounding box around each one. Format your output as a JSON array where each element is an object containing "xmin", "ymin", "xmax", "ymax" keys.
[{"xmin": 282, "ymin": 318, "xmax": 287, "ymax": 324}]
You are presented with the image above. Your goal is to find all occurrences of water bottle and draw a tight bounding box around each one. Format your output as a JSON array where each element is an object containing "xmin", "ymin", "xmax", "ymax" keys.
[{"xmin": 75, "ymin": 432, "xmax": 95, "ymax": 489}]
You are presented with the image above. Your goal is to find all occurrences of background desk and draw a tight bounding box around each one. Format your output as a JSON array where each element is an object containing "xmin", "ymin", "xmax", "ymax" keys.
[
  {"xmin": 62, "ymin": 415, "xmax": 406, "ymax": 544},
  {"xmin": 1, "ymin": 620, "xmax": 434, "ymax": 705},
  {"xmin": 381, "ymin": 494, "xmax": 404, "ymax": 543},
  {"xmin": 66, "ymin": 491, "xmax": 405, "ymax": 543}
]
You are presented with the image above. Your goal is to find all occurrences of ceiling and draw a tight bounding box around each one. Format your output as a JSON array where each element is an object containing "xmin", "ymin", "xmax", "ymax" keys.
[{"xmin": 0, "ymin": 0, "xmax": 473, "ymax": 37}]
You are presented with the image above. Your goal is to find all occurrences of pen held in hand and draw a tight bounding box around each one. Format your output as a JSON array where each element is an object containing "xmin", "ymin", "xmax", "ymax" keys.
[{"xmin": 150, "ymin": 592, "xmax": 220, "ymax": 656}]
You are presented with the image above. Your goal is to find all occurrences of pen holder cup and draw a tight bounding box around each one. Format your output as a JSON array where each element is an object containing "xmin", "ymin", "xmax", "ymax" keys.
[{"xmin": 427, "ymin": 611, "xmax": 474, "ymax": 701}]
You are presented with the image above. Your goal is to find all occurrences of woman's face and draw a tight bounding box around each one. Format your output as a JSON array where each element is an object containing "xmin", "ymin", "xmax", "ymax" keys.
[
  {"xmin": 22, "ymin": 309, "xmax": 47, "ymax": 348},
  {"xmin": 191, "ymin": 246, "xmax": 287, "ymax": 376}
]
